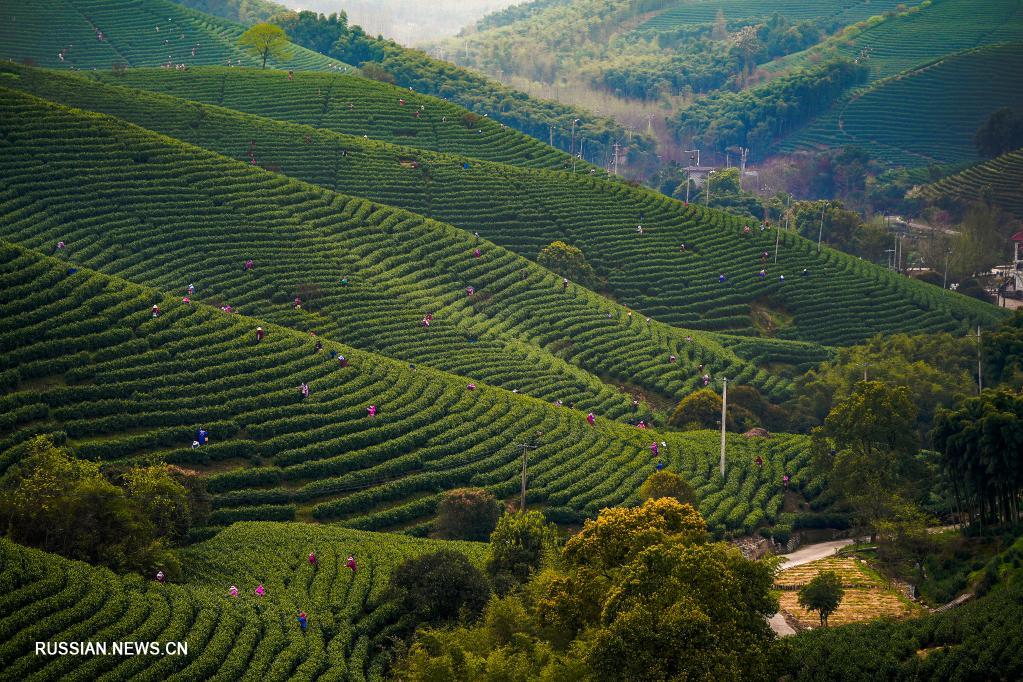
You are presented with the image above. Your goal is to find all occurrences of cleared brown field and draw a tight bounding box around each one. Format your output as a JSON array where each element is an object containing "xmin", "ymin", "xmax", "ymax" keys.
[{"xmin": 776, "ymin": 556, "xmax": 922, "ymax": 628}]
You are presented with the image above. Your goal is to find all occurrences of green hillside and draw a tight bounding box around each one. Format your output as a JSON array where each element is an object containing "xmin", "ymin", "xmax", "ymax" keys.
[
  {"xmin": 829, "ymin": 0, "xmax": 1023, "ymax": 80},
  {"xmin": 637, "ymin": 0, "xmax": 916, "ymax": 31},
  {"xmin": 2, "ymin": 84, "xmax": 804, "ymax": 419},
  {"xmin": 94, "ymin": 66, "xmax": 587, "ymax": 172},
  {"xmin": 4, "ymin": 65, "xmax": 1004, "ymax": 348},
  {"xmin": 0, "ymin": 527, "xmax": 485, "ymax": 679},
  {"xmin": 780, "ymin": 43, "xmax": 1023, "ymax": 163},
  {"xmin": 0, "ymin": 0, "xmax": 349, "ymax": 71},
  {"xmin": 915, "ymin": 148, "xmax": 1023, "ymax": 218},
  {"xmin": 0, "ymin": 242, "xmax": 817, "ymax": 533}
]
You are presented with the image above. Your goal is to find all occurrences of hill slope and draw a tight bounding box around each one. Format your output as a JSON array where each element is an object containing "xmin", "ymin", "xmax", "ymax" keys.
[
  {"xmin": 0, "ymin": 529, "xmax": 485, "ymax": 679},
  {"xmin": 0, "ymin": 0, "xmax": 350, "ymax": 71},
  {"xmin": 0, "ymin": 242, "xmax": 818, "ymax": 533},
  {"xmin": 780, "ymin": 42, "xmax": 1023, "ymax": 163},
  {"xmin": 96, "ymin": 66, "xmax": 588, "ymax": 172},
  {"xmin": 915, "ymin": 148, "xmax": 1023, "ymax": 218},
  {"xmin": 0, "ymin": 82, "xmax": 800, "ymax": 416},
  {"xmin": 5, "ymin": 65, "xmax": 1005, "ymax": 348}
]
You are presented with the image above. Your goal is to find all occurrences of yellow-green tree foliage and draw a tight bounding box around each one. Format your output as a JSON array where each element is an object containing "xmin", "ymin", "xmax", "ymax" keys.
[
  {"xmin": 668, "ymin": 387, "xmax": 722, "ymax": 429},
  {"xmin": 238, "ymin": 23, "xmax": 293, "ymax": 69},
  {"xmin": 537, "ymin": 240, "xmax": 599, "ymax": 289}
]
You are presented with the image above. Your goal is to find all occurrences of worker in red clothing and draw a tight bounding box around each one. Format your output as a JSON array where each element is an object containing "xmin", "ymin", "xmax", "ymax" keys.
[{"xmin": 256, "ymin": 327, "xmax": 265, "ymax": 342}]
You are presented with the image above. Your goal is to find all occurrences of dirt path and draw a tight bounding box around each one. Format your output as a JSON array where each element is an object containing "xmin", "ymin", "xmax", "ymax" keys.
[{"xmin": 769, "ymin": 538, "xmax": 854, "ymax": 637}]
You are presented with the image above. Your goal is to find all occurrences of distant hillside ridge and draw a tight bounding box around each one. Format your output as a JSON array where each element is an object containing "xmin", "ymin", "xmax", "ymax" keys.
[
  {"xmin": 0, "ymin": 0, "xmax": 349, "ymax": 71},
  {"xmin": 915, "ymin": 148, "xmax": 1023, "ymax": 218},
  {"xmin": 6, "ymin": 65, "xmax": 1005, "ymax": 348},
  {"xmin": 0, "ymin": 83, "xmax": 801, "ymax": 417},
  {"xmin": 778, "ymin": 42, "xmax": 1023, "ymax": 163}
]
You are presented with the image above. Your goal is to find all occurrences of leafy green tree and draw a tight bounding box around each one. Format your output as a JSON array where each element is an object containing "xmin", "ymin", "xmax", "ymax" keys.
[
  {"xmin": 812, "ymin": 381, "xmax": 921, "ymax": 539},
  {"xmin": 434, "ymin": 487, "xmax": 503, "ymax": 541},
  {"xmin": 984, "ymin": 310, "xmax": 1023, "ymax": 389},
  {"xmin": 122, "ymin": 464, "xmax": 192, "ymax": 543},
  {"xmin": 238, "ymin": 23, "xmax": 292, "ymax": 69},
  {"xmin": 732, "ymin": 25, "xmax": 761, "ymax": 88},
  {"xmin": 932, "ymin": 389, "xmax": 1023, "ymax": 526},
  {"xmin": 792, "ymin": 332, "xmax": 974, "ymax": 438},
  {"xmin": 974, "ymin": 107, "xmax": 1023, "ymax": 158},
  {"xmin": 397, "ymin": 499, "xmax": 778, "ymax": 680},
  {"xmin": 486, "ymin": 511, "xmax": 558, "ymax": 593},
  {"xmin": 638, "ymin": 470, "xmax": 697, "ymax": 506},
  {"xmin": 0, "ymin": 436, "xmax": 165, "ymax": 573},
  {"xmin": 668, "ymin": 388, "xmax": 722, "ymax": 430},
  {"xmin": 797, "ymin": 570, "xmax": 844, "ymax": 626},
  {"xmin": 389, "ymin": 549, "xmax": 491, "ymax": 626},
  {"xmin": 537, "ymin": 241, "xmax": 599, "ymax": 289},
  {"xmin": 951, "ymin": 203, "xmax": 1013, "ymax": 277}
]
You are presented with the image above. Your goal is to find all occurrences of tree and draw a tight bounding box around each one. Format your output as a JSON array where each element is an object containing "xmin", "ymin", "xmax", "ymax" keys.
[
  {"xmin": 951, "ymin": 203, "xmax": 1012, "ymax": 277},
  {"xmin": 396, "ymin": 499, "xmax": 778, "ymax": 680},
  {"xmin": 638, "ymin": 470, "xmax": 697, "ymax": 506},
  {"xmin": 0, "ymin": 436, "xmax": 166, "ymax": 574},
  {"xmin": 434, "ymin": 487, "xmax": 502, "ymax": 541},
  {"xmin": 238, "ymin": 23, "xmax": 292, "ymax": 69},
  {"xmin": 932, "ymin": 389, "xmax": 1023, "ymax": 526},
  {"xmin": 732, "ymin": 25, "xmax": 761, "ymax": 88},
  {"xmin": 389, "ymin": 549, "xmax": 491, "ymax": 626},
  {"xmin": 668, "ymin": 388, "xmax": 722, "ymax": 430},
  {"xmin": 792, "ymin": 332, "xmax": 975, "ymax": 438},
  {"xmin": 983, "ymin": 310, "xmax": 1023, "ymax": 389},
  {"xmin": 797, "ymin": 570, "xmax": 844, "ymax": 626},
  {"xmin": 711, "ymin": 9, "xmax": 729, "ymax": 41},
  {"xmin": 811, "ymin": 381, "xmax": 922, "ymax": 538},
  {"xmin": 537, "ymin": 241, "xmax": 599, "ymax": 289},
  {"xmin": 486, "ymin": 510, "xmax": 558, "ymax": 593},
  {"xmin": 121, "ymin": 464, "xmax": 191, "ymax": 543},
  {"xmin": 974, "ymin": 108, "xmax": 1023, "ymax": 158}
]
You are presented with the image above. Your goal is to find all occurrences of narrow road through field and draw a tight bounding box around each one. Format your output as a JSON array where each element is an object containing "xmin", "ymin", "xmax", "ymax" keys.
[{"xmin": 769, "ymin": 538, "xmax": 854, "ymax": 637}]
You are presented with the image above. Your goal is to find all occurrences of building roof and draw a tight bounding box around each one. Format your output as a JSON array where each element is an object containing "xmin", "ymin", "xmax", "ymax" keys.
[{"xmin": 1011, "ymin": 230, "xmax": 1023, "ymax": 242}]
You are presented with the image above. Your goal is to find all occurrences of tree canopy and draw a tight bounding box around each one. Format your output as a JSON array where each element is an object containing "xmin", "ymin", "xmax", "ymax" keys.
[
  {"xmin": 797, "ymin": 570, "xmax": 844, "ymax": 627},
  {"xmin": 396, "ymin": 498, "xmax": 779, "ymax": 680},
  {"xmin": 811, "ymin": 381, "xmax": 923, "ymax": 537},
  {"xmin": 932, "ymin": 389, "xmax": 1023, "ymax": 526},
  {"xmin": 238, "ymin": 23, "xmax": 293, "ymax": 69}
]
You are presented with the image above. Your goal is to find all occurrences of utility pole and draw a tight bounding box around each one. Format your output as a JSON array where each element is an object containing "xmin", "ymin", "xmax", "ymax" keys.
[
  {"xmin": 943, "ymin": 249, "xmax": 951, "ymax": 288},
  {"xmin": 515, "ymin": 435, "xmax": 542, "ymax": 511},
  {"xmin": 976, "ymin": 326, "xmax": 983, "ymax": 394},
  {"xmin": 859, "ymin": 362, "xmax": 870, "ymax": 382},
  {"xmin": 684, "ymin": 150, "xmax": 699, "ymax": 204},
  {"xmin": 719, "ymin": 378, "xmax": 728, "ymax": 478},
  {"xmin": 706, "ymin": 170, "xmax": 715, "ymax": 207},
  {"xmin": 612, "ymin": 142, "xmax": 620, "ymax": 176},
  {"xmin": 549, "ymin": 124, "xmax": 555, "ymax": 147},
  {"xmin": 570, "ymin": 118, "xmax": 578, "ymax": 158},
  {"xmin": 817, "ymin": 204, "xmax": 826, "ymax": 255},
  {"xmin": 774, "ymin": 218, "xmax": 781, "ymax": 264}
]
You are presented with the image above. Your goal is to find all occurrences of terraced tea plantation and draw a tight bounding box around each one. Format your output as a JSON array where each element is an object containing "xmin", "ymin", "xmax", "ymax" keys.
[
  {"xmin": 3, "ymin": 66, "xmax": 1004, "ymax": 349},
  {"xmin": 0, "ymin": 0, "xmax": 348, "ymax": 71},
  {"xmin": 784, "ymin": 43, "xmax": 1023, "ymax": 163},
  {"xmin": 0, "ymin": 242, "xmax": 815, "ymax": 535},
  {"xmin": 0, "ymin": 526, "xmax": 485, "ymax": 680},
  {"xmin": 637, "ymin": 0, "xmax": 916, "ymax": 32},
  {"xmin": 90, "ymin": 66, "xmax": 584, "ymax": 172},
  {"xmin": 917, "ymin": 148, "xmax": 1023, "ymax": 218},
  {"xmin": 0, "ymin": 86, "xmax": 810, "ymax": 417}
]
